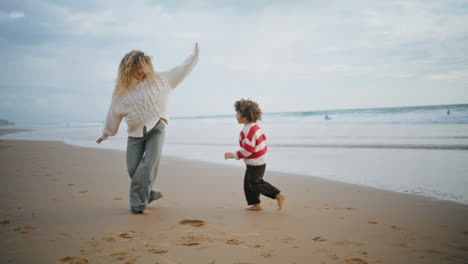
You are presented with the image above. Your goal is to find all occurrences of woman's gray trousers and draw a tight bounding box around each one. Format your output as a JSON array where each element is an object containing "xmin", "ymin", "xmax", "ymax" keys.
[{"xmin": 126, "ymin": 121, "xmax": 166, "ymax": 213}]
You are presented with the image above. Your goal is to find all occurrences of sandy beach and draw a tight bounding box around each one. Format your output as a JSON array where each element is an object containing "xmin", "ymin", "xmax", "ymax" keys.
[
  {"xmin": 0, "ymin": 129, "xmax": 31, "ymax": 136},
  {"xmin": 1, "ymin": 139, "xmax": 467, "ymax": 264}
]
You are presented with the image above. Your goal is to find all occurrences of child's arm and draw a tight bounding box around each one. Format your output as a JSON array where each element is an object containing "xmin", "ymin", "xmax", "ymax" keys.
[
  {"xmin": 225, "ymin": 139, "xmax": 255, "ymax": 161},
  {"xmin": 226, "ymin": 126, "xmax": 261, "ymax": 160},
  {"xmin": 224, "ymin": 142, "xmax": 255, "ymax": 161},
  {"xmin": 234, "ymin": 137, "xmax": 257, "ymax": 160}
]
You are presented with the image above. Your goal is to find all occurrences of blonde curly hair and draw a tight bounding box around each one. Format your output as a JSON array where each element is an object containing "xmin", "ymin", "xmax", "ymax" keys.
[{"xmin": 114, "ymin": 50, "xmax": 157, "ymax": 96}]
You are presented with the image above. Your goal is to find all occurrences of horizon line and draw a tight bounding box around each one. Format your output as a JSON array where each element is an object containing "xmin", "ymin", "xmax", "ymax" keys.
[{"xmin": 171, "ymin": 102, "xmax": 468, "ymax": 120}]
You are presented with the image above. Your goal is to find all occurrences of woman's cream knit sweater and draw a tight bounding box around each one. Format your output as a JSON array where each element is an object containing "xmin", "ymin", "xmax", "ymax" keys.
[{"xmin": 101, "ymin": 48, "xmax": 199, "ymax": 139}]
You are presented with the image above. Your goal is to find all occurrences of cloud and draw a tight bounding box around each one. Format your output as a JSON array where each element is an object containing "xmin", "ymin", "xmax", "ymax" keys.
[
  {"xmin": 429, "ymin": 70, "xmax": 468, "ymax": 81},
  {"xmin": 0, "ymin": 10, "xmax": 24, "ymax": 20},
  {"xmin": 0, "ymin": 0, "xmax": 468, "ymax": 123}
]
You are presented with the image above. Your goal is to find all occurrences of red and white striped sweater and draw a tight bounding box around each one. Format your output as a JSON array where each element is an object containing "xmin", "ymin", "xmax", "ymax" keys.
[{"xmin": 234, "ymin": 123, "xmax": 267, "ymax": 166}]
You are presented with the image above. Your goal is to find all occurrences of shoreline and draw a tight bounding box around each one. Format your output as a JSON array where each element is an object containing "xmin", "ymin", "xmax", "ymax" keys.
[
  {"xmin": 0, "ymin": 128, "xmax": 32, "ymax": 136},
  {"xmin": 0, "ymin": 128, "xmax": 468, "ymax": 205},
  {"xmin": 1, "ymin": 140, "xmax": 467, "ymax": 263},
  {"xmin": 2, "ymin": 136, "xmax": 468, "ymax": 207}
]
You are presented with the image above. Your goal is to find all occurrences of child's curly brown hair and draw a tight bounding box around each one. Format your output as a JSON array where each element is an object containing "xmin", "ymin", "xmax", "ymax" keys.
[{"xmin": 234, "ymin": 99, "xmax": 262, "ymax": 123}]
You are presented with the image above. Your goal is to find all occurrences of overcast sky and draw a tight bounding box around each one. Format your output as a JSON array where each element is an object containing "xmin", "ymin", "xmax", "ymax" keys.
[{"xmin": 1, "ymin": 0, "xmax": 467, "ymax": 123}]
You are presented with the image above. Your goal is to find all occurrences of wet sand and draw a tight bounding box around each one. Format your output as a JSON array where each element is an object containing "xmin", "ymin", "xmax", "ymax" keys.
[{"xmin": 0, "ymin": 129, "xmax": 31, "ymax": 136}]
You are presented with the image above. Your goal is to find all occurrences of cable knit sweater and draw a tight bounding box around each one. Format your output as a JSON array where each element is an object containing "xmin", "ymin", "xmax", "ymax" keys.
[{"xmin": 101, "ymin": 48, "xmax": 199, "ymax": 139}]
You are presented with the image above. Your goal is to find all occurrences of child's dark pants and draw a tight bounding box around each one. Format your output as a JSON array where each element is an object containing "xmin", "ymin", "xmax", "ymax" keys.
[{"xmin": 244, "ymin": 164, "xmax": 280, "ymax": 205}]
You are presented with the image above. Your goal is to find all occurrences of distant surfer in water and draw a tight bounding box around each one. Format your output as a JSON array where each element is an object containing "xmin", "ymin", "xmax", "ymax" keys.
[
  {"xmin": 325, "ymin": 114, "xmax": 331, "ymax": 120},
  {"xmin": 447, "ymin": 109, "xmax": 450, "ymax": 115}
]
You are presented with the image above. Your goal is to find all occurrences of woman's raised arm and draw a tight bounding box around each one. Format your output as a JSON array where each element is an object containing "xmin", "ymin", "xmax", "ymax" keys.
[{"xmin": 164, "ymin": 43, "xmax": 200, "ymax": 89}]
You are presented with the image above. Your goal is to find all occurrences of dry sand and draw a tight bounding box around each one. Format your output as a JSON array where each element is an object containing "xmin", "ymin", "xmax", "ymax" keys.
[{"xmin": 0, "ymin": 140, "xmax": 467, "ymax": 264}]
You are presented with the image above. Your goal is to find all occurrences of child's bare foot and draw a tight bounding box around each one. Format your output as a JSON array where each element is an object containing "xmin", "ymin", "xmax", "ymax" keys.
[
  {"xmin": 142, "ymin": 209, "xmax": 152, "ymax": 216},
  {"xmin": 245, "ymin": 204, "xmax": 263, "ymax": 211},
  {"xmin": 276, "ymin": 193, "xmax": 285, "ymax": 211}
]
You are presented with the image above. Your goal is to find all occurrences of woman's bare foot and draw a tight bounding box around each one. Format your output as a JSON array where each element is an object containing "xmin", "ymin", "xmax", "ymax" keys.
[
  {"xmin": 276, "ymin": 193, "xmax": 285, "ymax": 211},
  {"xmin": 245, "ymin": 204, "xmax": 263, "ymax": 211},
  {"xmin": 142, "ymin": 209, "xmax": 152, "ymax": 216}
]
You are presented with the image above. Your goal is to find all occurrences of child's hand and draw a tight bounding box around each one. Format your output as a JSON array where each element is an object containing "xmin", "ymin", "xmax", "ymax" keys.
[{"xmin": 224, "ymin": 152, "xmax": 234, "ymax": 160}]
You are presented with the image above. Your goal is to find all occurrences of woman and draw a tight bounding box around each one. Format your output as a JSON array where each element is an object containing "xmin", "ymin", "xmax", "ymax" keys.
[{"xmin": 96, "ymin": 43, "xmax": 199, "ymax": 215}]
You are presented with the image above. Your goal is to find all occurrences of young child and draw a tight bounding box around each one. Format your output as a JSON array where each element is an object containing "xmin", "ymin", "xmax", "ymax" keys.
[{"xmin": 225, "ymin": 99, "xmax": 285, "ymax": 211}]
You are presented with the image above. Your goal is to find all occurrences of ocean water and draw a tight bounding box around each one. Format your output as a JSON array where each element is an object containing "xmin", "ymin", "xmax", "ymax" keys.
[{"xmin": 2, "ymin": 104, "xmax": 468, "ymax": 204}]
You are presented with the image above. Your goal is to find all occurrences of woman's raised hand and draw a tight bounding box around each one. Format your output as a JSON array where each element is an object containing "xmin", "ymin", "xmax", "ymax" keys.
[{"xmin": 194, "ymin": 42, "xmax": 199, "ymax": 55}]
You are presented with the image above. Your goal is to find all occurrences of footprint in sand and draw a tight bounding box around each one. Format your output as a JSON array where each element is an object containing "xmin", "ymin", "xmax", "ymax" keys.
[
  {"xmin": 102, "ymin": 236, "xmax": 116, "ymax": 242},
  {"xmin": 14, "ymin": 225, "xmax": 35, "ymax": 234},
  {"xmin": 226, "ymin": 239, "xmax": 241, "ymax": 245},
  {"xmin": 113, "ymin": 197, "xmax": 123, "ymax": 200},
  {"xmin": 367, "ymin": 221, "xmax": 378, "ymax": 224},
  {"xmin": 1, "ymin": 220, "xmax": 10, "ymax": 225},
  {"xmin": 119, "ymin": 231, "xmax": 136, "ymax": 238},
  {"xmin": 345, "ymin": 257, "xmax": 368, "ymax": 264},
  {"xmin": 58, "ymin": 256, "xmax": 90, "ymax": 264},
  {"xmin": 110, "ymin": 250, "xmax": 136, "ymax": 262},
  {"xmin": 399, "ymin": 242, "xmax": 411, "ymax": 248},
  {"xmin": 313, "ymin": 236, "xmax": 327, "ymax": 242},
  {"xmin": 178, "ymin": 234, "xmax": 208, "ymax": 246},
  {"xmin": 336, "ymin": 240, "xmax": 363, "ymax": 247},
  {"xmin": 248, "ymin": 244, "xmax": 262, "ymax": 248},
  {"xmin": 148, "ymin": 248, "xmax": 168, "ymax": 254},
  {"xmin": 181, "ymin": 242, "xmax": 199, "ymax": 246},
  {"xmin": 79, "ymin": 191, "xmax": 88, "ymax": 194},
  {"xmin": 146, "ymin": 244, "xmax": 168, "ymax": 255},
  {"xmin": 425, "ymin": 249, "xmax": 444, "ymax": 255},
  {"xmin": 179, "ymin": 219, "xmax": 206, "ymax": 227},
  {"xmin": 67, "ymin": 184, "xmax": 75, "ymax": 187},
  {"xmin": 463, "ymin": 231, "xmax": 468, "ymax": 235}
]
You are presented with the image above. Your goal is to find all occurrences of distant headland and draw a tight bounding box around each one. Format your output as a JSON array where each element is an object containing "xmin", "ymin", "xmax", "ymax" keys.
[{"xmin": 0, "ymin": 119, "xmax": 15, "ymax": 126}]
